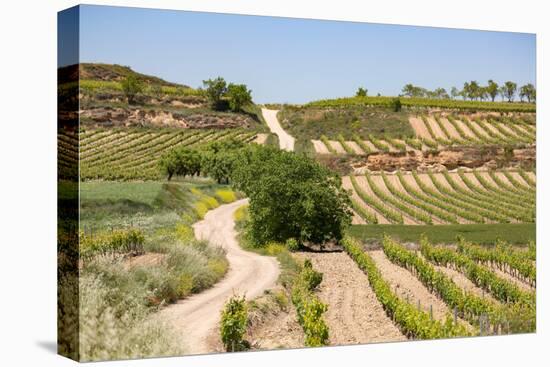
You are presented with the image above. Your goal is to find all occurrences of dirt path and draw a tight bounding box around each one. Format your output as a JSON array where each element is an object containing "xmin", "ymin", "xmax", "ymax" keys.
[
  {"xmin": 295, "ymin": 252, "xmax": 406, "ymax": 345},
  {"xmin": 156, "ymin": 199, "xmax": 280, "ymax": 355},
  {"xmin": 261, "ymin": 108, "xmax": 295, "ymax": 151}
]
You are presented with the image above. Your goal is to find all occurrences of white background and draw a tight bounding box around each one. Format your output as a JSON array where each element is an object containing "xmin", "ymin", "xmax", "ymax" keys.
[{"xmin": 0, "ymin": 0, "xmax": 547, "ymax": 365}]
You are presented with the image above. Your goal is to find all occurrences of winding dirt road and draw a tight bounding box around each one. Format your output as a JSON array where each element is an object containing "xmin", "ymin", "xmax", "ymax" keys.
[
  {"xmin": 157, "ymin": 199, "xmax": 280, "ymax": 355},
  {"xmin": 261, "ymin": 108, "xmax": 295, "ymax": 151}
]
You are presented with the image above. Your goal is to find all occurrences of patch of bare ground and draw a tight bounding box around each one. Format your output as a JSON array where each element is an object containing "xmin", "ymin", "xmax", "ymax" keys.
[
  {"xmin": 425, "ymin": 117, "xmax": 447, "ymax": 140},
  {"xmin": 362, "ymin": 140, "xmax": 380, "ymax": 152},
  {"xmin": 342, "ymin": 176, "xmax": 389, "ymax": 224},
  {"xmin": 409, "ymin": 116, "xmax": 432, "ymax": 139},
  {"xmin": 467, "ymin": 119, "xmax": 492, "ymax": 139},
  {"xmin": 368, "ymin": 250, "xmax": 470, "ymax": 329},
  {"xmin": 312, "ymin": 139, "xmax": 330, "ymax": 154},
  {"xmin": 454, "ymin": 118, "xmax": 478, "ymax": 139},
  {"xmin": 508, "ymin": 171, "xmax": 534, "ymax": 189},
  {"xmin": 254, "ymin": 133, "xmax": 268, "ymax": 144},
  {"xmin": 295, "ymin": 252, "xmax": 406, "ymax": 345},
  {"xmin": 346, "ymin": 140, "xmax": 365, "ymax": 154},
  {"xmin": 440, "ymin": 117, "xmax": 462, "ymax": 140},
  {"xmin": 328, "ymin": 140, "xmax": 347, "ymax": 154}
]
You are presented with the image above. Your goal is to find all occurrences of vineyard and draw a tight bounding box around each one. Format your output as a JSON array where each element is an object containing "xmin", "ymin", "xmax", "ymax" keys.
[
  {"xmin": 343, "ymin": 169, "xmax": 536, "ymax": 225},
  {"xmin": 339, "ymin": 236, "xmax": 536, "ymax": 339},
  {"xmin": 312, "ymin": 114, "xmax": 535, "ymax": 155},
  {"xmin": 58, "ymin": 128, "xmax": 264, "ymax": 181},
  {"xmin": 306, "ymin": 95, "xmax": 536, "ymax": 113}
]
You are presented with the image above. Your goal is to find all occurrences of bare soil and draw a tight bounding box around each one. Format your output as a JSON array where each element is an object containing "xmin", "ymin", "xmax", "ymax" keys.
[
  {"xmin": 329, "ymin": 140, "xmax": 347, "ymax": 154},
  {"xmin": 295, "ymin": 252, "xmax": 406, "ymax": 346},
  {"xmin": 312, "ymin": 139, "xmax": 330, "ymax": 154},
  {"xmin": 409, "ymin": 116, "xmax": 432, "ymax": 139}
]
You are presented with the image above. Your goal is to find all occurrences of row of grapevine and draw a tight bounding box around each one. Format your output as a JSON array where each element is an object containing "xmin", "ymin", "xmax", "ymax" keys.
[
  {"xmin": 382, "ymin": 236, "xmax": 535, "ymax": 333},
  {"xmin": 342, "ymin": 237, "xmax": 473, "ymax": 339},
  {"xmin": 57, "ymin": 127, "xmax": 261, "ymax": 181},
  {"xmin": 305, "ymin": 95, "xmax": 536, "ymax": 112},
  {"xmin": 420, "ymin": 240, "xmax": 536, "ymax": 307},
  {"xmin": 346, "ymin": 170, "xmax": 535, "ymax": 225},
  {"xmin": 349, "ymin": 175, "xmax": 403, "ymax": 224},
  {"xmin": 457, "ymin": 239, "xmax": 536, "ymax": 286}
]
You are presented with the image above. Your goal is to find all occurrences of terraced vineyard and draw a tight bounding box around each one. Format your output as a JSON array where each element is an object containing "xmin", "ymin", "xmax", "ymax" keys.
[
  {"xmin": 312, "ymin": 114, "xmax": 535, "ymax": 155},
  {"xmin": 343, "ymin": 169, "xmax": 536, "ymax": 225},
  {"xmin": 58, "ymin": 128, "xmax": 262, "ymax": 180},
  {"xmin": 341, "ymin": 236, "xmax": 536, "ymax": 338}
]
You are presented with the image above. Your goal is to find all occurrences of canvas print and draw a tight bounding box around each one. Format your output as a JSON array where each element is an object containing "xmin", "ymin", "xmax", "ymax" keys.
[{"xmin": 57, "ymin": 5, "xmax": 536, "ymax": 362}]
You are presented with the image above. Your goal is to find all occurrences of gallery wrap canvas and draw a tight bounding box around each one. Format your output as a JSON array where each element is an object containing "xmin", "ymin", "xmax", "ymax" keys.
[{"xmin": 58, "ymin": 4, "xmax": 536, "ymax": 362}]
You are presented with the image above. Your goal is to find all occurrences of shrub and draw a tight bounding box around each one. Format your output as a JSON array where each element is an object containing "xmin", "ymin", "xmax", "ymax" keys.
[
  {"xmin": 285, "ymin": 238, "xmax": 300, "ymax": 252},
  {"xmin": 390, "ymin": 97, "xmax": 402, "ymax": 112},
  {"xmin": 120, "ymin": 75, "xmax": 143, "ymax": 104},
  {"xmin": 220, "ymin": 295, "xmax": 248, "ymax": 352},
  {"xmin": 227, "ymin": 83, "xmax": 253, "ymax": 112},
  {"xmin": 216, "ymin": 189, "xmax": 237, "ymax": 203},
  {"xmin": 80, "ymin": 228, "xmax": 145, "ymax": 260}
]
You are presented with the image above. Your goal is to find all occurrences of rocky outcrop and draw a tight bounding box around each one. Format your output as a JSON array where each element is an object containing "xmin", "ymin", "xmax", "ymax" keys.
[
  {"xmin": 80, "ymin": 106, "xmax": 257, "ymax": 129},
  {"xmin": 351, "ymin": 146, "xmax": 535, "ymax": 174}
]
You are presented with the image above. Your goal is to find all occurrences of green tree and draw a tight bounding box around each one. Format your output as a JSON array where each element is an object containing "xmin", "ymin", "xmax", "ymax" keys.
[
  {"xmin": 355, "ymin": 87, "xmax": 368, "ymax": 97},
  {"xmin": 203, "ymin": 77, "xmax": 228, "ymax": 110},
  {"xmin": 519, "ymin": 83, "xmax": 536, "ymax": 103},
  {"xmin": 390, "ymin": 97, "xmax": 402, "ymax": 112},
  {"xmin": 434, "ymin": 87, "xmax": 449, "ymax": 99},
  {"xmin": 158, "ymin": 148, "xmax": 202, "ymax": 180},
  {"xmin": 450, "ymin": 87, "xmax": 460, "ymax": 100},
  {"xmin": 231, "ymin": 146, "xmax": 352, "ymax": 245},
  {"xmin": 486, "ymin": 80, "xmax": 499, "ymax": 102},
  {"xmin": 121, "ymin": 75, "xmax": 143, "ymax": 104},
  {"xmin": 500, "ymin": 81, "xmax": 517, "ymax": 102},
  {"xmin": 227, "ymin": 83, "xmax": 253, "ymax": 112}
]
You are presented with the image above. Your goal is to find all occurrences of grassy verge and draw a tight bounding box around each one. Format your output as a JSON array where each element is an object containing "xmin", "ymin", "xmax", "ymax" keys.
[
  {"xmin": 78, "ymin": 178, "xmax": 239, "ymax": 361},
  {"xmin": 348, "ymin": 223, "xmax": 535, "ymax": 245}
]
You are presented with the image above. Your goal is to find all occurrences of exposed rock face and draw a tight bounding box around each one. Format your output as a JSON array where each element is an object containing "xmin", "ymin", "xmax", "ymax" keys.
[
  {"xmin": 351, "ymin": 146, "xmax": 535, "ymax": 174},
  {"xmin": 80, "ymin": 106, "xmax": 257, "ymax": 129}
]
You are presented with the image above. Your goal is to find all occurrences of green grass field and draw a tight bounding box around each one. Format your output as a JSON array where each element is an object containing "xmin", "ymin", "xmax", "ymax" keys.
[{"xmin": 348, "ymin": 223, "xmax": 535, "ymax": 245}]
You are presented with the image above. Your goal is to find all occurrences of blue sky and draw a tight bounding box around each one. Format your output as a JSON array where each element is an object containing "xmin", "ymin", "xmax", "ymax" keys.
[{"xmin": 69, "ymin": 5, "xmax": 535, "ymax": 104}]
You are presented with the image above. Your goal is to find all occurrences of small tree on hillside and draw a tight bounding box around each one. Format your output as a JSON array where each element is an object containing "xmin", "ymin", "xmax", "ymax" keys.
[
  {"xmin": 487, "ymin": 80, "xmax": 499, "ymax": 102},
  {"xmin": 500, "ymin": 81, "xmax": 517, "ymax": 102},
  {"xmin": 203, "ymin": 77, "xmax": 228, "ymax": 110},
  {"xmin": 355, "ymin": 87, "xmax": 368, "ymax": 97},
  {"xmin": 159, "ymin": 148, "xmax": 202, "ymax": 180},
  {"xmin": 121, "ymin": 75, "xmax": 143, "ymax": 104},
  {"xmin": 519, "ymin": 83, "xmax": 536, "ymax": 103},
  {"xmin": 227, "ymin": 83, "xmax": 253, "ymax": 112},
  {"xmin": 450, "ymin": 87, "xmax": 460, "ymax": 100}
]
